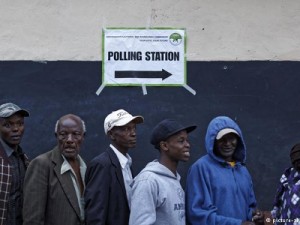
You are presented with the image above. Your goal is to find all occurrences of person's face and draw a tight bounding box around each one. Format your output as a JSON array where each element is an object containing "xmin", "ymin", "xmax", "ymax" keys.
[
  {"xmin": 162, "ymin": 130, "xmax": 191, "ymax": 162},
  {"xmin": 0, "ymin": 113, "xmax": 25, "ymax": 150},
  {"xmin": 292, "ymin": 159, "xmax": 300, "ymax": 171},
  {"xmin": 109, "ymin": 121, "xmax": 137, "ymax": 154},
  {"xmin": 56, "ymin": 117, "xmax": 84, "ymax": 161},
  {"xmin": 215, "ymin": 133, "xmax": 238, "ymax": 161},
  {"xmin": 290, "ymin": 152, "xmax": 300, "ymax": 171}
]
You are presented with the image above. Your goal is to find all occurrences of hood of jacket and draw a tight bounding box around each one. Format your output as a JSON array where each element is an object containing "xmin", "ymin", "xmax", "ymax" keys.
[{"xmin": 205, "ymin": 116, "xmax": 246, "ymax": 164}]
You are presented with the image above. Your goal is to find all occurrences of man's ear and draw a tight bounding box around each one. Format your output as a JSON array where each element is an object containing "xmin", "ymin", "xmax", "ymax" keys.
[
  {"xmin": 160, "ymin": 141, "xmax": 168, "ymax": 152},
  {"xmin": 108, "ymin": 130, "xmax": 115, "ymax": 140},
  {"xmin": 81, "ymin": 132, "xmax": 85, "ymax": 141}
]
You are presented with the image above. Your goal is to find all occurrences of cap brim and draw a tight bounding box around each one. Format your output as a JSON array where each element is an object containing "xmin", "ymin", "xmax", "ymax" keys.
[
  {"xmin": 17, "ymin": 109, "xmax": 30, "ymax": 117},
  {"xmin": 186, "ymin": 125, "xmax": 197, "ymax": 133},
  {"xmin": 216, "ymin": 128, "xmax": 239, "ymax": 140},
  {"xmin": 131, "ymin": 116, "xmax": 144, "ymax": 124},
  {"xmin": 114, "ymin": 115, "xmax": 144, "ymax": 127},
  {"xmin": 0, "ymin": 109, "xmax": 30, "ymax": 118}
]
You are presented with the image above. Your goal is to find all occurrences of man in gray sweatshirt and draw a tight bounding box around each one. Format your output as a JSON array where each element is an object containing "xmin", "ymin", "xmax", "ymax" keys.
[{"xmin": 129, "ymin": 119, "xmax": 196, "ymax": 225}]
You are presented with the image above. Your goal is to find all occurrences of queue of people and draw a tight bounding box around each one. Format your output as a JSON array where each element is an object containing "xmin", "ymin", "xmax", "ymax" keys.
[{"xmin": 0, "ymin": 101, "xmax": 298, "ymax": 225}]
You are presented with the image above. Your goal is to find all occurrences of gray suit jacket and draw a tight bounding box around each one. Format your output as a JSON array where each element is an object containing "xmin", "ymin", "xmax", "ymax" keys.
[{"xmin": 23, "ymin": 146, "xmax": 84, "ymax": 225}]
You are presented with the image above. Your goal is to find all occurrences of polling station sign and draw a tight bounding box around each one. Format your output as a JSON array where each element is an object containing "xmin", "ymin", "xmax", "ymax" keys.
[{"xmin": 102, "ymin": 28, "xmax": 186, "ymax": 86}]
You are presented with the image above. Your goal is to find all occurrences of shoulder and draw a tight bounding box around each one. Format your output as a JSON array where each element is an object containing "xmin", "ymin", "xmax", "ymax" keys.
[
  {"xmin": 31, "ymin": 150, "xmax": 53, "ymax": 163},
  {"xmin": 85, "ymin": 151, "xmax": 117, "ymax": 184},
  {"xmin": 134, "ymin": 166, "xmax": 171, "ymax": 188},
  {"xmin": 188, "ymin": 155, "xmax": 224, "ymax": 179},
  {"xmin": 132, "ymin": 171, "xmax": 160, "ymax": 190},
  {"xmin": 86, "ymin": 150, "xmax": 117, "ymax": 173},
  {"xmin": 279, "ymin": 167, "xmax": 295, "ymax": 181},
  {"xmin": 89, "ymin": 151, "xmax": 111, "ymax": 165},
  {"xmin": 235, "ymin": 164, "xmax": 253, "ymax": 179},
  {"xmin": 284, "ymin": 166, "xmax": 294, "ymax": 175},
  {"xmin": 191, "ymin": 155, "xmax": 213, "ymax": 169},
  {"xmin": 135, "ymin": 170, "xmax": 157, "ymax": 181},
  {"xmin": 25, "ymin": 151, "xmax": 56, "ymax": 180}
]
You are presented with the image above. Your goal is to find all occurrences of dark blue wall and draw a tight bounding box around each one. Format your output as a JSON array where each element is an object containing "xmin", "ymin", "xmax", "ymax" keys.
[{"xmin": 1, "ymin": 60, "xmax": 299, "ymax": 210}]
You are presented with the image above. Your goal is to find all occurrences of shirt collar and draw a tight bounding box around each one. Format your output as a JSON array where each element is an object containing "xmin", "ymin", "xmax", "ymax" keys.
[
  {"xmin": 0, "ymin": 138, "xmax": 15, "ymax": 157},
  {"xmin": 61, "ymin": 154, "xmax": 86, "ymax": 175},
  {"xmin": 110, "ymin": 144, "xmax": 132, "ymax": 169}
]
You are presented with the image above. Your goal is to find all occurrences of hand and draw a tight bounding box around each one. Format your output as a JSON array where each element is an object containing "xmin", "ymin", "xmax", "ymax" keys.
[{"xmin": 252, "ymin": 209, "xmax": 264, "ymax": 225}]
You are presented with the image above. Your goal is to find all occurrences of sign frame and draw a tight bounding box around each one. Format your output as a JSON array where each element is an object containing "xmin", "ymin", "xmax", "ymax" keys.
[{"xmin": 102, "ymin": 27, "xmax": 187, "ymax": 87}]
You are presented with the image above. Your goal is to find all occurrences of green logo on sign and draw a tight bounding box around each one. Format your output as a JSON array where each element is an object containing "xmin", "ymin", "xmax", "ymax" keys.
[{"xmin": 169, "ymin": 33, "xmax": 182, "ymax": 46}]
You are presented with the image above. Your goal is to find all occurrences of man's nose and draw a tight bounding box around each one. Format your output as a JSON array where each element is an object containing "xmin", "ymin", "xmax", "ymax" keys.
[
  {"xmin": 184, "ymin": 140, "xmax": 190, "ymax": 148},
  {"xmin": 66, "ymin": 134, "xmax": 74, "ymax": 142},
  {"xmin": 130, "ymin": 128, "xmax": 136, "ymax": 136},
  {"xmin": 12, "ymin": 124, "xmax": 20, "ymax": 132}
]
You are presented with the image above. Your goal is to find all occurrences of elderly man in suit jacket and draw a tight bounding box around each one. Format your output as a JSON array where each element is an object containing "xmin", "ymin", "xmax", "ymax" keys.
[
  {"xmin": 85, "ymin": 109, "xmax": 144, "ymax": 225},
  {"xmin": 23, "ymin": 114, "xmax": 87, "ymax": 225}
]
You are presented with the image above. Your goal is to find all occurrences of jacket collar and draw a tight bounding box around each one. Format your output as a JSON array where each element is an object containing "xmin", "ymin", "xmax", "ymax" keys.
[
  {"xmin": 51, "ymin": 146, "xmax": 82, "ymax": 220},
  {"xmin": 106, "ymin": 147, "xmax": 130, "ymax": 207}
]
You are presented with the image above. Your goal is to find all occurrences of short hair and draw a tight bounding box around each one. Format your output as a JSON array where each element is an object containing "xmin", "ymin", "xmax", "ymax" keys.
[{"xmin": 54, "ymin": 115, "xmax": 86, "ymax": 134}]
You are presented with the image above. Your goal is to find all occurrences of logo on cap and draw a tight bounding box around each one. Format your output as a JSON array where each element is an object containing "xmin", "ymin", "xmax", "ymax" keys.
[{"xmin": 104, "ymin": 109, "xmax": 144, "ymax": 134}]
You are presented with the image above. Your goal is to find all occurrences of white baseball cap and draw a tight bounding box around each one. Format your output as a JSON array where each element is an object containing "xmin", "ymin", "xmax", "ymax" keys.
[
  {"xmin": 216, "ymin": 128, "xmax": 239, "ymax": 140},
  {"xmin": 104, "ymin": 109, "xmax": 144, "ymax": 134}
]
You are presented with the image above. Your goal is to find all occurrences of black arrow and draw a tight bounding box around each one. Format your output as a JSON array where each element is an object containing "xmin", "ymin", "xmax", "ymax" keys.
[{"xmin": 115, "ymin": 69, "xmax": 172, "ymax": 80}]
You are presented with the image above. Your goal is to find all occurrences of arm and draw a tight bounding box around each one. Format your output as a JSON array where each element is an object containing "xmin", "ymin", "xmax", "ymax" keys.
[
  {"xmin": 23, "ymin": 156, "xmax": 49, "ymax": 225},
  {"xmin": 247, "ymin": 185, "xmax": 263, "ymax": 225},
  {"xmin": 185, "ymin": 163, "xmax": 242, "ymax": 225},
  {"xmin": 247, "ymin": 179, "xmax": 261, "ymax": 223},
  {"xmin": 84, "ymin": 159, "xmax": 111, "ymax": 225},
  {"xmin": 270, "ymin": 169, "xmax": 288, "ymax": 219},
  {"xmin": 242, "ymin": 167, "xmax": 263, "ymax": 224},
  {"xmin": 129, "ymin": 178, "xmax": 158, "ymax": 225}
]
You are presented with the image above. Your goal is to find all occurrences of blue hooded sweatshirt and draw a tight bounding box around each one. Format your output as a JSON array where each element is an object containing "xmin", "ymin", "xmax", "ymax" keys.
[{"xmin": 186, "ymin": 116, "xmax": 257, "ymax": 225}]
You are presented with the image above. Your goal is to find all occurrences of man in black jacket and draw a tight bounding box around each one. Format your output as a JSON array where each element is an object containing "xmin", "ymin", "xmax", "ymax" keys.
[{"xmin": 85, "ymin": 109, "xmax": 143, "ymax": 225}]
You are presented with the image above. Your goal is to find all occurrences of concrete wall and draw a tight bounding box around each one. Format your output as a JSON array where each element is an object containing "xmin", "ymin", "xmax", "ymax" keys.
[{"xmin": 1, "ymin": 0, "xmax": 300, "ymax": 61}]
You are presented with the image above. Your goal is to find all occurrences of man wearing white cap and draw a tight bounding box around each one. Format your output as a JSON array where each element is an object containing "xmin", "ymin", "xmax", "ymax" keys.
[
  {"xmin": 0, "ymin": 102, "xmax": 30, "ymax": 225},
  {"xmin": 186, "ymin": 116, "xmax": 264, "ymax": 225},
  {"xmin": 85, "ymin": 109, "xmax": 144, "ymax": 225}
]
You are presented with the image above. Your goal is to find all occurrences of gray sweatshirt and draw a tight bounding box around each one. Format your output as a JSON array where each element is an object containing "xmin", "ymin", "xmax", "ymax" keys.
[{"xmin": 129, "ymin": 160, "xmax": 186, "ymax": 225}]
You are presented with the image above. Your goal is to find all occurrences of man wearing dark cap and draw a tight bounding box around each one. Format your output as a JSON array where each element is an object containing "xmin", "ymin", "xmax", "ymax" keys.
[
  {"xmin": 272, "ymin": 143, "xmax": 300, "ymax": 224},
  {"xmin": 85, "ymin": 109, "xmax": 144, "ymax": 225},
  {"xmin": 0, "ymin": 102, "xmax": 30, "ymax": 225},
  {"xmin": 129, "ymin": 119, "xmax": 196, "ymax": 225}
]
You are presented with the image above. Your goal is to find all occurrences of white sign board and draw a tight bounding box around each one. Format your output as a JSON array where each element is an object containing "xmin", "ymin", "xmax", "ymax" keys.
[{"xmin": 103, "ymin": 28, "xmax": 186, "ymax": 86}]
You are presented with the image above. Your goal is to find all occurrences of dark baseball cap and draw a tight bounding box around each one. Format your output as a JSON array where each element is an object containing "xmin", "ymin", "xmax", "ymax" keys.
[
  {"xmin": 0, "ymin": 103, "xmax": 30, "ymax": 118},
  {"xmin": 150, "ymin": 119, "xmax": 197, "ymax": 148}
]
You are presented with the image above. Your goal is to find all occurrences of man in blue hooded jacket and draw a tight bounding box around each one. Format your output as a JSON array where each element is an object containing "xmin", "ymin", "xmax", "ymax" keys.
[{"xmin": 185, "ymin": 116, "xmax": 263, "ymax": 225}]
